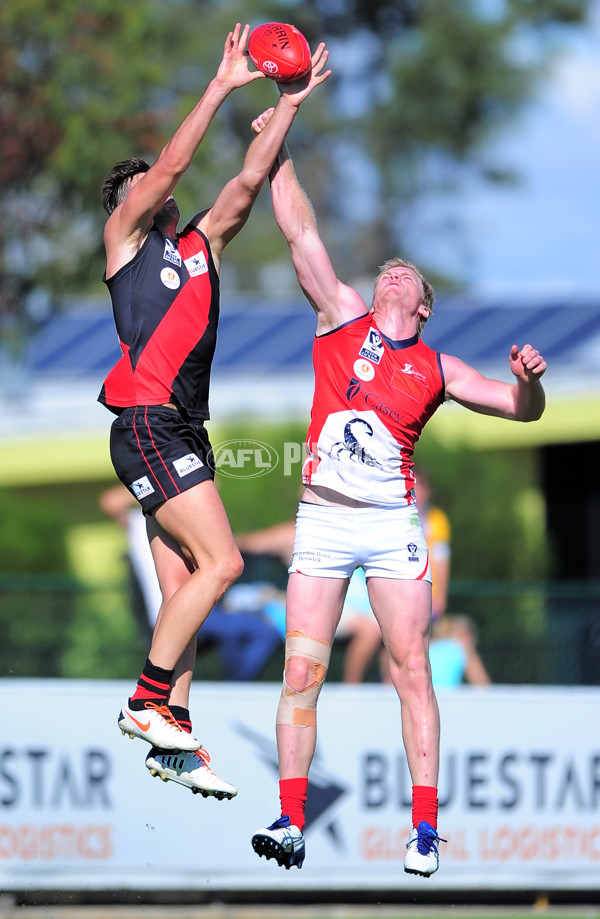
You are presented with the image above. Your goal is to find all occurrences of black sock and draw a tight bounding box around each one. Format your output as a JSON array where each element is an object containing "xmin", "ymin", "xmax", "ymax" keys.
[
  {"xmin": 129, "ymin": 657, "xmax": 173, "ymax": 709},
  {"xmin": 169, "ymin": 705, "xmax": 192, "ymax": 734}
]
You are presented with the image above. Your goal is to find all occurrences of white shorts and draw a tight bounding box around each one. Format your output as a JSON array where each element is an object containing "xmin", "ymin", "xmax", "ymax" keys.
[{"xmin": 289, "ymin": 501, "xmax": 431, "ymax": 581}]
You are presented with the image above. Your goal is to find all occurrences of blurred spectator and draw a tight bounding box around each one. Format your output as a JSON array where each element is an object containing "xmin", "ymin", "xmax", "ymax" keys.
[
  {"xmin": 98, "ymin": 484, "xmax": 162, "ymax": 641},
  {"xmin": 414, "ymin": 466, "xmax": 451, "ymax": 620},
  {"xmin": 429, "ymin": 614, "xmax": 491, "ymax": 688},
  {"xmin": 99, "ymin": 484, "xmax": 282, "ymax": 680}
]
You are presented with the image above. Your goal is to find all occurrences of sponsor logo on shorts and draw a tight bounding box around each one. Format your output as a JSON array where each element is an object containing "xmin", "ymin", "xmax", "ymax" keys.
[
  {"xmin": 185, "ymin": 251, "xmax": 208, "ymax": 277},
  {"xmin": 407, "ymin": 542, "xmax": 420, "ymax": 562},
  {"xmin": 130, "ymin": 476, "xmax": 155, "ymax": 500},
  {"xmin": 173, "ymin": 453, "xmax": 203, "ymax": 477},
  {"xmin": 359, "ymin": 329, "xmax": 384, "ymax": 364},
  {"xmin": 160, "ymin": 266, "xmax": 180, "ymax": 289},
  {"xmin": 163, "ymin": 239, "xmax": 182, "ymax": 266},
  {"xmin": 354, "ymin": 358, "xmax": 375, "ymax": 381},
  {"xmin": 295, "ymin": 549, "xmax": 332, "ymax": 563}
]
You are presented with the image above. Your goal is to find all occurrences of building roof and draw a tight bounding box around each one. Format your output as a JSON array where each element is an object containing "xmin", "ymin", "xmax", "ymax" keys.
[
  {"xmin": 25, "ymin": 295, "xmax": 600, "ymax": 382},
  {"xmin": 1, "ymin": 297, "xmax": 599, "ymax": 486}
]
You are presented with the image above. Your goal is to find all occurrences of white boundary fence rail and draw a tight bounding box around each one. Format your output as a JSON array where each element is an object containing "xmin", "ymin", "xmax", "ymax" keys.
[{"xmin": 1, "ymin": 680, "xmax": 599, "ymax": 893}]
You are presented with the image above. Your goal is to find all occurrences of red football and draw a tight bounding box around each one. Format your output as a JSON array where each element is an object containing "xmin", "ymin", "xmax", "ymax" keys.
[{"xmin": 248, "ymin": 22, "xmax": 311, "ymax": 83}]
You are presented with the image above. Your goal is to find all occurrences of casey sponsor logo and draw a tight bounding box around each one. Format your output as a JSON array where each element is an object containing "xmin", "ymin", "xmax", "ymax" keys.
[{"xmin": 346, "ymin": 377, "xmax": 404, "ymax": 422}]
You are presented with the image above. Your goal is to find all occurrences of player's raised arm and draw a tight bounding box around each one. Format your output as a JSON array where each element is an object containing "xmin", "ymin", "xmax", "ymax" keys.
[
  {"xmin": 104, "ymin": 24, "xmax": 261, "ymax": 264},
  {"xmin": 442, "ymin": 343, "xmax": 547, "ymax": 421},
  {"xmin": 251, "ymin": 86, "xmax": 366, "ymax": 332},
  {"xmin": 270, "ymin": 145, "xmax": 367, "ymax": 333},
  {"xmin": 199, "ymin": 42, "xmax": 333, "ymax": 272}
]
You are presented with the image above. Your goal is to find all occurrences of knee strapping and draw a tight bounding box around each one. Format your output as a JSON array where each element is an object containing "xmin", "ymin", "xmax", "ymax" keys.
[{"xmin": 276, "ymin": 630, "xmax": 331, "ymax": 727}]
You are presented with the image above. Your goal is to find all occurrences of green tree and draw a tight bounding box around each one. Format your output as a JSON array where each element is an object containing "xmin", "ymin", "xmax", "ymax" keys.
[
  {"xmin": 0, "ymin": 489, "xmax": 74, "ymax": 675},
  {"xmin": 286, "ymin": 0, "xmax": 592, "ymax": 279},
  {"xmin": 1, "ymin": 1, "xmax": 180, "ymax": 363},
  {"xmin": 0, "ymin": 0, "xmax": 591, "ymax": 347}
]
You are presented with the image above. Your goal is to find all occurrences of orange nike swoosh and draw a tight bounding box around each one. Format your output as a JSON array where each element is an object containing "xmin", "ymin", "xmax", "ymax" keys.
[{"xmin": 125, "ymin": 710, "xmax": 151, "ymax": 732}]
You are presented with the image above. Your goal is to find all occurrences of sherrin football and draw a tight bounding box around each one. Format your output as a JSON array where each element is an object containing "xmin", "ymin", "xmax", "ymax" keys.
[{"xmin": 248, "ymin": 22, "xmax": 311, "ymax": 83}]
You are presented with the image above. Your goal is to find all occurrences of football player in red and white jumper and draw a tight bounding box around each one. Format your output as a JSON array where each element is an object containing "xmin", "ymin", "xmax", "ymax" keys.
[{"xmin": 250, "ymin": 112, "xmax": 547, "ymax": 876}]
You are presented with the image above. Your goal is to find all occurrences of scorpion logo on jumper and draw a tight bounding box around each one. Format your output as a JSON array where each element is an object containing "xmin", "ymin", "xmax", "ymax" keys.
[{"xmin": 329, "ymin": 418, "xmax": 380, "ymax": 466}]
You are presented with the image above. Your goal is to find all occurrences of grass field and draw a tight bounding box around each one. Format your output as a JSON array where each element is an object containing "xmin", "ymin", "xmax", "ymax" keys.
[{"xmin": 1, "ymin": 905, "xmax": 600, "ymax": 919}]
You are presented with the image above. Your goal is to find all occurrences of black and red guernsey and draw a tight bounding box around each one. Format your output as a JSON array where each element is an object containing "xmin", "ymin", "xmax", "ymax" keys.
[{"xmin": 98, "ymin": 224, "xmax": 219, "ymax": 418}]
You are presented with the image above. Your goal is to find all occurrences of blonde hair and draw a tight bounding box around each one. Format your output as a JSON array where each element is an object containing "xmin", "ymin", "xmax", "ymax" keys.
[{"xmin": 374, "ymin": 257, "xmax": 435, "ymax": 337}]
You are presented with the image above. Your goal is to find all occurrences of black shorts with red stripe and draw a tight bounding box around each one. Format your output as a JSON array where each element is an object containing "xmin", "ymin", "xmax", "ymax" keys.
[{"xmin": 109, "ymin": 405, "xmax": 214, "ymax": 515}]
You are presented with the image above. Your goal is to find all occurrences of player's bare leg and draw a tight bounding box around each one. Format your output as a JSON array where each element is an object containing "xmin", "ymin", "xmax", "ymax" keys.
[
  {"xmin": 149, "ymin": 480, "xmax": 243, "ymax": 668},
  {"xmin": 368, "ymin": 576, "xmax": 444, "ymax": 875},
  {"xmin": 119, "ymin": 480, "xmax": 240, "ymax": 796},
  {"xmin": 252, "ymin": 573, "xmax": 346, "ymax": 868}
]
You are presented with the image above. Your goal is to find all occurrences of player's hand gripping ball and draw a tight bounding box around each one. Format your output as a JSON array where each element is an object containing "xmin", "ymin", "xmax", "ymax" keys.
[{"xmin": 248, "ymin": 22, "xmax": 311, "ymax": 83}]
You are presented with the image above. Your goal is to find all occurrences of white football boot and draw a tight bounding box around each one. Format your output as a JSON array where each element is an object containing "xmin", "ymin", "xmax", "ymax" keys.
[
  {"xmin": 145, "ymin": 746, "xmax": 237, "ymax": 799},
  {"xmin": 404, "ymin": 820, "xmax": 446, "ymax": 877},
  {"xmin": 252, "ymin": 815, "xmax": 305, "ymax": 869},
  {"xmin": 117, "ymin": 701, "xmax": 200, "ymax": 751}
]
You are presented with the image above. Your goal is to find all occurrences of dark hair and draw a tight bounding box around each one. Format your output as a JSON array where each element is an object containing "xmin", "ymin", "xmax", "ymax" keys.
[{"xmin": 101, "ymin": 157, "xmax": 150, "ymax": 214}]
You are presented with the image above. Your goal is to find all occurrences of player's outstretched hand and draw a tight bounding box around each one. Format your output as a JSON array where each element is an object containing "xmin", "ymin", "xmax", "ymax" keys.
[
  {"xmin": 216, "ymin": 23, "xmax": 265, "ymax": 89},
  {"xmin": 277, "ymin": 43, "xmax": 331, "ymax": 106},
  {"xmin": 509, "ymin": 343, "xmax": 547, "ymax": 383}
]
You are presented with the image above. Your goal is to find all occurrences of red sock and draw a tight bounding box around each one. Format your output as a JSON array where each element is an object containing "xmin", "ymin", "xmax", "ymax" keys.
[
  {"xmin": 130, "ymin": 658, "xmax": 173, "ymax": 705},
  {"xmin": 279, "ymin": 777, "xmax": 308, "ymax": 831},
  {"xmin": 412, "ymin": 785, "xmax": 438, "ymax": 829}
]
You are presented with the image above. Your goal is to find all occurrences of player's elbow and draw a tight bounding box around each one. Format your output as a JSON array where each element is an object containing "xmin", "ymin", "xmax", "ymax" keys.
[
  {"xmin": 517, "ymin": 399, "xmax": 546, "ymax": 423},
  {"xmin": 239, "ymin": 164, "xmax": 269, "ymax": 198}
]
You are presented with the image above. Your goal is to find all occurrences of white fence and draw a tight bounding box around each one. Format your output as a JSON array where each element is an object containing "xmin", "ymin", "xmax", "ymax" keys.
[{"xmin": 1, "ymin": 679, "xmax": 599, "ymax": 893}]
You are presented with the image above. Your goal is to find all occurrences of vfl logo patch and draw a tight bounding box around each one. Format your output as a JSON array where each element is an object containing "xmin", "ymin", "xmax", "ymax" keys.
[
  {"xmin": 130, "ymin": 476, "xmax": 155, "ymax": 500},
  {"xmin": 407, "ymin": 542, "xmax": 420, "ymax": 562},
  {"xmin": 163, "ymin": 239, "xmax": 182, "ymax": 266},
  {"xmin": 160, "ymin": 266, "xmax": 180, "ymax": 289},
  {"xmin": 185, "ymin": 251, "xmax": 208, "ymax": 277},
  {"xmin": 359, "ymin": 329, "xmax": 384, "ymax": 364},
  {"xmin": 173, "ymin": 453, "xmax": 203, "ymax": 477}
]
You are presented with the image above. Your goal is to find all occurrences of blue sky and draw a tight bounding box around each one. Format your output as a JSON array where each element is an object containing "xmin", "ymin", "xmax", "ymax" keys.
[{"xmin": 406, "ymin": 1, "xmax": 600, "ymax": 300}]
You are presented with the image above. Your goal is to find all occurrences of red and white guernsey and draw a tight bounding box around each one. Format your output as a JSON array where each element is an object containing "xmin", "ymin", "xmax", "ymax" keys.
[{"xmin": 303, "ymin": 313, "xmax": 445, "ymax": 506}]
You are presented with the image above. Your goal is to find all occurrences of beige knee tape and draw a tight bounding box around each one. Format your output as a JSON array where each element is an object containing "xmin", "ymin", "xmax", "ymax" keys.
[{"xmin": 276, "ymin": 630, "xmax": 331, "ymax": 728}]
